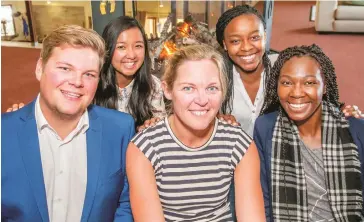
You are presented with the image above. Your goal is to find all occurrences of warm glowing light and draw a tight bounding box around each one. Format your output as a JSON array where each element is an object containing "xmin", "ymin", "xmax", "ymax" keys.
[
  {"xmin": 164, "ymin": 41, "xmax": 177, "ymax": 55},
  {"xmin": 159, "ymin": 41, "xmax": 177, "ymax": 59},
  {"xmin": 177, "ymin": 22, "xmax": 190, "ymax": 37},
  {"xmin": 47, "ymin": 0, "xmax": 51, "ymax": 4}
]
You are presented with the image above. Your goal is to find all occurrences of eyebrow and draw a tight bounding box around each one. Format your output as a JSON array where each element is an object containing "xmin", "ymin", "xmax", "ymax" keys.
[
  {"xmin": 116, "ymin": 41, "xmax": 144, "ymax": 44},
  {"xmin": 56, "ymin": 62, "xmax": 98, "ymax": 73},
  {"xmin": 227, "ymin": 30, "xmax": 261, "ymax": 37},
  {"xmin": 280, "ymin": 74, "xmax": 319, "ymax": 78},
  {"xmin": 178, "ymin": 82, "xmax": 219, "ymax": 85},
  {"xmin": 84, "ymin": 69, "xmax": 99, "ymax": 74},
  {"xmin": 56, "ymin": 62, "xmax": 73, "ymax": 67}
]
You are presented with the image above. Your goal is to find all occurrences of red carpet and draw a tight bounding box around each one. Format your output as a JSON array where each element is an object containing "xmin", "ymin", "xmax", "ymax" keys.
[{"xmin": 2, "ymin": 1, "xmax": 364, "ymax": 112}]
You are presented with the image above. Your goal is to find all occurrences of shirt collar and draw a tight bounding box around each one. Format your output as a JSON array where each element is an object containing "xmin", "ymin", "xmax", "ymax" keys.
[
  {"xmin": 118, "ymin": 79, "xmax": 135, "ymax": 99},
  {"xmin": 232, "ymin": 65, "xmax": 266, "ymax": 78},
  {"xmin": 35, "ymin": 94, "xmax": 89, "ymax": 135}
]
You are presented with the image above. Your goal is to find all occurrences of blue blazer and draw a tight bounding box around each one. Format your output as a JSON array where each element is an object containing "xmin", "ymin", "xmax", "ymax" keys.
[
  {"xmin": 253, "ymin": 111, "xmax": 364, "ymax": 222},
  {"xmin": 1, "ymin": 100, "xmax": 135, "ymax": 222}
]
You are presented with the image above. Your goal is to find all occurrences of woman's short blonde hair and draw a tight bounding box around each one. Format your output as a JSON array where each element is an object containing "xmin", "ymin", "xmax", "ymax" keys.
[
  {"xmin": 41, "ymin": 25, "xmax": 106, "ymax": 70},
  {"xmin": 163, "ymin": 44, "xmax": 228, "ymax": 97}
]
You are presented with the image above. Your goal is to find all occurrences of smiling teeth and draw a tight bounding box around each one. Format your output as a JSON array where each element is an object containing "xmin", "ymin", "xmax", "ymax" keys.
[
  {"xmin": 242, "ymin": 55, "xmax": 255, "ymax": 60},
  {"xmin": 191, "ymin": 111, "xmax": 207, "ymax": 116},
  {"xmin": 62, "ymin": 91, "xmax": 81, "ymax": 98},
  {"xmin": 289, "ymin": 103, "xmax": 307, "ymax": 109},
  {"xmin": 124, "ymin": 62, "xmax": 135, "ymax": 68}
]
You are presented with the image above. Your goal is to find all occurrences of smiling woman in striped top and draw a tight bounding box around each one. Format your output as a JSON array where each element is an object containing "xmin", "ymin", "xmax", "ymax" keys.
[{"xmin": 126, "ymin": 44, "xmax": 265, "ymax": 222}]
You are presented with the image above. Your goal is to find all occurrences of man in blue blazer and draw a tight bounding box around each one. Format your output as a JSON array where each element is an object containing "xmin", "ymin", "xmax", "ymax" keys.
[{"xmin": 2, "ymin": 25, "xmax": 134, "ymax": 222}]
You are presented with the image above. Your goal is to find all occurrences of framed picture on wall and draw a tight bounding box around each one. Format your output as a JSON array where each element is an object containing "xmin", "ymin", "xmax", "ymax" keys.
[{"xmin": 1, "ymin": 5, "xmax": 17, "ymax": 37}]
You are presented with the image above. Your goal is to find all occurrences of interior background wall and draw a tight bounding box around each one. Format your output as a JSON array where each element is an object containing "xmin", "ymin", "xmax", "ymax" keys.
[
  {"xmin": 31, "ymin": 1, "xmax": 92, "ymax": 29},
  {"xmin": 32, "ymin": 5, "xmax": 85, "ymax": 41}
]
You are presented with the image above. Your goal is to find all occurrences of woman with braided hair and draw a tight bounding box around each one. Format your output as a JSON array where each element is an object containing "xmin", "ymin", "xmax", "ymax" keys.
[
  {"xmin": 215, "ymin": 5, "xmax": 362, "ymax": 137},
  {"xmin": 254, "ymin": 44, "xmax": 364, "ymax": 221},
  {"xmin": 216, "ymin": 5, "xmax": 362, "ymax": 220}
]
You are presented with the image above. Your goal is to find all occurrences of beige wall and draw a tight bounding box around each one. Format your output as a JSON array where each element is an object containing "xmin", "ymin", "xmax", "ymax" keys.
[
  {"xmin": 135, "ymin": 1, "xmax": 171, "ymax": 18},
  {"xmin": 32, "ymin": 1, "xmax": 91, "ymax": 41},
  {"xmin": 32, "ymin": 5, "xmax": 85, "ymax": 40},
  {"xmin": 32, "ymin": 1, "xmax": 92, "ymax": 28}
]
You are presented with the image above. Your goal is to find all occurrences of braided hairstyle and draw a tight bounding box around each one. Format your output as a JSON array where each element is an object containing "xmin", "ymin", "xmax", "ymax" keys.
[
  {"xmin": 216, "ymin": 5, "xmax": 271, "ymax": 114},
  {"xmin": 260, "ymin": 44, "xmax": 342, "ymax": 116}
]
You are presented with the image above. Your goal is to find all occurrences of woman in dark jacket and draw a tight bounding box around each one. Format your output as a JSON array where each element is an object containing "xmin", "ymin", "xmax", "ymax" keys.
[{"xmin": 254, "ymin": 44, "xmax": 364, "ymax": 222}]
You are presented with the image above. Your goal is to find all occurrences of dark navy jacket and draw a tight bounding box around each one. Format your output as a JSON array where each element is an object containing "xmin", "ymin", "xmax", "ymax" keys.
[{"xmin": 253, "ymin": 111, "xmax": 364, "ymax": 222}]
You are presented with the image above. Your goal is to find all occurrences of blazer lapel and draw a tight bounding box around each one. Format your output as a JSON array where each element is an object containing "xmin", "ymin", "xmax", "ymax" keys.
[
  {"xmin": 19, "ymin": 101, "xmax": 50, "ymax": 222},
  {"xmin": 81, "ymin": 106, "xmax": 102, "ymax": 221}
]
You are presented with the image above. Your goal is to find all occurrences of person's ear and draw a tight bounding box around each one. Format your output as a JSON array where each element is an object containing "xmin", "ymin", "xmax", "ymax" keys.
[
  {"xmin": 222, "ymin": 40, "xmax": 227, "ymax": 51},
  {"xmin": 162, "ymin": 81, "xmax": 172, "ymax": 100},
  {"xmin": 35, "ymin": 58, "xmax": 43, "ymax": 81}
]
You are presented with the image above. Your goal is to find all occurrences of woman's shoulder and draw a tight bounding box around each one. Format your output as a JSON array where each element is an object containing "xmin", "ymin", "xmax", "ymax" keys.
[
  {"xmin": 348, "ymin": 117, "xmax": 364, "ymax": 128},
  {"xmin": 216, "ymin": 120, "xmax": 252, "ymax": 144},
  {"xmin": 217, "ymin": 119, "xmax": 248, "ymax": 134},
  {"xmin": 254, "ymin": 112, "xmax": 278, "ymax": 143},
  {"xmin": 131, "ymin": 120, "xmax": 167, "ymax": 145},
  {"xmin": 255, "ymin": 112, "xmax": 278, "ymax": 128},
  {"xmin": 347, "ymin": 117, "xmax": 364, "ymax": 138}
]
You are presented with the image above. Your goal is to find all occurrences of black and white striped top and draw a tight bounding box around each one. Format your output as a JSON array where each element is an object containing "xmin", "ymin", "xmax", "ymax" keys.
[{"xmin": 131, "ymin": 117, "xmax": 252, "ymax": 222}]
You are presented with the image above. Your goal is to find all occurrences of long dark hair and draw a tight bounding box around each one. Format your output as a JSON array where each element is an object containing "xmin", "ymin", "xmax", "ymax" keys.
[
  {"xmin": 216, "ymin": 5, "xmax": 272, "ymax": 114},
  {"xmin": 93, "ymin": 16, "xmax": 154, "ymax": 127},
  {"xmin": 260, "ymin": 44, "xmax": 343, "ymax": 116}
]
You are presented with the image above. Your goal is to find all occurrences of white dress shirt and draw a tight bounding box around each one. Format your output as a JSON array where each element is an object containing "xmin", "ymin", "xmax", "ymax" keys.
[
  {"xmin": 231, "ymin": 54, "xmax": 278, "ymax": 136},
  {"xmin": 35, "ymin": 96, "xmax": 89, "ymax": 222}
]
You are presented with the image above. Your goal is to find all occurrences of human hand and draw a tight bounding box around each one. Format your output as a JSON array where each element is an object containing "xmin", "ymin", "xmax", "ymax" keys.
[
  {"xmin": 216, "ymin": 114, "xmax": 240, "ymax": 126},
  {"xmin": 137, "ymin": 117, "xmax": 162, "ymax": 132},
  {"xmin": 342, "ymin": 105, "xmax": 364, "ymax": 119},
  {"xmin": 6, "ymin": 103, "xmax": 25, "ymax": 112}
]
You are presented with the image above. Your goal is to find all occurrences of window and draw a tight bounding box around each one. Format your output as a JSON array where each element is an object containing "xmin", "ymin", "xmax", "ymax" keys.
[
  {"xmin": 188, "ymin": 1, "xmax": 206, "ymax": 23},
  {"xmin": 135, "ymin": 1, "xmax": 171, "ymax": 39},
  {"xmin": 1, "ymin": 5, "xmax": 16, "ymax": 37}
]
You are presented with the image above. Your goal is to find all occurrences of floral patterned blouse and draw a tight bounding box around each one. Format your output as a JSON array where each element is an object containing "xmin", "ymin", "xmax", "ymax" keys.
[{"xmin": 117, "ymin": 75, "xmax": 166, "ymax": 119}]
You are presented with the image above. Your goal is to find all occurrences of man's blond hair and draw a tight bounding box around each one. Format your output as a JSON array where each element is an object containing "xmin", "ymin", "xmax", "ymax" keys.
[{"xmin": 41, "ymin": 25, "xmax": 106, "ymax": 69}]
